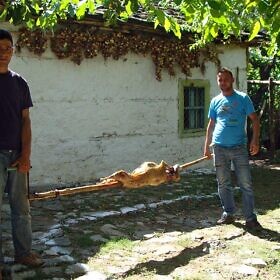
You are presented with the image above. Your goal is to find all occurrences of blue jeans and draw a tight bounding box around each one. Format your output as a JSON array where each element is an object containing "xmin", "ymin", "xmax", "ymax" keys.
[
  {"xmin": 213, "ymin": 145, "xmax": 257, "ymax": 222},
  {"xmin": 0, "ymin": 150, "xmax": 32, "ymax": 264}
]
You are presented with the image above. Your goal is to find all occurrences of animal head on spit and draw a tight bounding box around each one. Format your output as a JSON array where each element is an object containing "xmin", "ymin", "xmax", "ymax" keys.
[{"xmin": 100, "ymin": 161, "xmax": 180, "ymax": 188}]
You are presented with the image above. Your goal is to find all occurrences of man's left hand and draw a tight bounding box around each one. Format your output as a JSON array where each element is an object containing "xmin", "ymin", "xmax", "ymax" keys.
[
  {"xmin": 249, "ymin": 141, "xmax": 259, "ymax": 156},
  {"xmin": 11, "ymin": 156, "xmax": 31, "ymax": 173}
]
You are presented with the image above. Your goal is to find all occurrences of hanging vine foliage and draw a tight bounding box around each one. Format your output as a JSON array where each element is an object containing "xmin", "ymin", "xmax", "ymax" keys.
[{"xmin": 16, "ymin": 25, "xmax": 221, "ymax": 81}]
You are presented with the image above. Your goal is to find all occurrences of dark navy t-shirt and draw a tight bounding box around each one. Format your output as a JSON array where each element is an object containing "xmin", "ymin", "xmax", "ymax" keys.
[{"xmin": 0, "ymin": 70, "xmax": 33, "ymax": 150}]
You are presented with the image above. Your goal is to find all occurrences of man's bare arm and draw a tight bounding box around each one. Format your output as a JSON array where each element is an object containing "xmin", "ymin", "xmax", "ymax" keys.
[
  {"xmin": 11, "ymin": 108, "xmax": 32, "ymax": 173},
  {"xmin": 248, "ymin": 112, "xmax": 260, "ymax": 156},
  {"xmin": 204, "ymin": 118, "xmax": 215, "ymax": 159}
]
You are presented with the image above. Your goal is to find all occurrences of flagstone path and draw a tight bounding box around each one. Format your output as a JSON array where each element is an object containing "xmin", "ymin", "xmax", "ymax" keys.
[{"xmin": 1, "ymin": 168, "xmax": 278, "ymax": 279}]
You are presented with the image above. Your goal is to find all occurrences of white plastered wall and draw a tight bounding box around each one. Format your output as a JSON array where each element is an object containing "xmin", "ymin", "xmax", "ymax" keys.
[{"xmin": 1, "ymin": 24, "xmax": 248, "ymax": 190}]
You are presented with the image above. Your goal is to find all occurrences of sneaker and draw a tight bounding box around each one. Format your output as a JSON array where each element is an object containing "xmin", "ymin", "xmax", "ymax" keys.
[
  {"xmin": 14, "ymin": 252, "xmax": 43, "ymax": 267},
  {"xmin": 245, "ymin": 219, "xmax": 262, "ymax": 230},
  {"xmin": 217, "ymin": 214, "xmax": 235, "ymax": 225}
]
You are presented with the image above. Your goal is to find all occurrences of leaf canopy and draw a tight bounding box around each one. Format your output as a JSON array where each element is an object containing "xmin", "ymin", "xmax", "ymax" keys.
[{"xmin": 0, "ymin": 0, "xmax": 279, "ymax": 54}]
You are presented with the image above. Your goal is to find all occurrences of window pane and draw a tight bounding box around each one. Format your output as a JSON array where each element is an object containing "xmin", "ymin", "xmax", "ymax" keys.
[
  {"xmin": 184, "ymin": 88, "xmax": 189, "ymax": 107},
  {"xmin": 184, "ymin": 110, "xmax": 189, "ymax": 129},
  {"xmin": 184, "ymin": 86, "xmax": 205, "ymax": 129}
]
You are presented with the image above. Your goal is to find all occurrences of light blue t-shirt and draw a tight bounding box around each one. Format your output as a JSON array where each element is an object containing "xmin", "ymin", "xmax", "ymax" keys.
[{"xmin": 208, "ymin": 90, "xmax": 255, "ymax": 147}]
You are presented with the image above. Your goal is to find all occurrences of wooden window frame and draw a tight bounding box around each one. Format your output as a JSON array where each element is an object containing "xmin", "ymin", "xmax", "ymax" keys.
[{"xmin": 178, "ymin": 79, "xmax": 210, "ymax": 138}]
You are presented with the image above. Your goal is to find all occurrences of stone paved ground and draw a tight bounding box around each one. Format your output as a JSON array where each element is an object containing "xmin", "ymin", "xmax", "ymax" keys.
[{"xmin": 1, "ymin": 166, "xmax": 280, "ymax": 280}]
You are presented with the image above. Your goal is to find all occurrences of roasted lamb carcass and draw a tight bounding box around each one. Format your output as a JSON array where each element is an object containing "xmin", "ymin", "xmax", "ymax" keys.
[{"xmin": 100, "ymin": 160, "xmax": 180, "ymax": 188}]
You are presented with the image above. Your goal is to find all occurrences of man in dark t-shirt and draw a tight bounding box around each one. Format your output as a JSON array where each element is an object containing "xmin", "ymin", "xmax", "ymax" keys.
[{"xmin": 0, "ymin": 29, "xmax": 43, "ymax": 272}]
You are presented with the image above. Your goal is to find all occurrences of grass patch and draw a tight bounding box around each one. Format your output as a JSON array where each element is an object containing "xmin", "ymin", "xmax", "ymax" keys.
[
  {"xmin": 175, "ymin": 274, "xmax": 211, "ymax": 280},
  {"xmin": 229, "ymin": 240, "xmax": 280, "ymax": 279},
  {"xmin": 99, "ymin": 237, "xmax": 135, "ymax": 254},
  {"xmin": 177, "ymin": 235, "xmax": 193, "ymax": 248},
  {"xmin": 74, "ymin": 233, "xmax": 95, "ymax": 248},
  {"xmin": 122, "ymin": 268, "xmax": 157, "ymax": 280},
  {"xmin": 251, "ymin": 167, "xmax": 280, "ymax": 213}
]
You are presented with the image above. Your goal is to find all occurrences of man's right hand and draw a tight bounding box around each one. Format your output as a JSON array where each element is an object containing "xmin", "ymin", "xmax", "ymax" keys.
[{"xmin": 204, "ymin": 147, "xmax": 213, "ymax": 159}]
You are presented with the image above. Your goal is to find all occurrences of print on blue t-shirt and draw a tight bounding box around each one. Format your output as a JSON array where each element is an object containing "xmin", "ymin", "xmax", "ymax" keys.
[{"xmin": 208, "ymin": 91, "xmax": 255, "ymax": 147}]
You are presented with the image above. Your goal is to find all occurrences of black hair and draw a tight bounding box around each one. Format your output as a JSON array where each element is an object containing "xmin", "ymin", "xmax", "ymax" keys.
[
  {"xmin": 217, "ymin": 67, "xmax": 233, "ymax": 78},
  {"xmin": 0, "ymin": 29, "xmax": 13, "ymax": 45}
]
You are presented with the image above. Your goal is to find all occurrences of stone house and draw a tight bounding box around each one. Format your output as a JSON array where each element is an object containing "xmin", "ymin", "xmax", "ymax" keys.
[{"xmin": 0, "ymin": 19, "xmax": 253, "ymax": 190}]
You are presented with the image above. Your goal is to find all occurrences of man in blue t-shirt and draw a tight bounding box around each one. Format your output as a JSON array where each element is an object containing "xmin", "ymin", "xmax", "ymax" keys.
[
  {"xmin": 0, "ymin": 29, "xmax": 43, "ymax": 272},
  {"xmin": 204, "ymin": 67, "xmax": 261, "ymax": 230}
]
